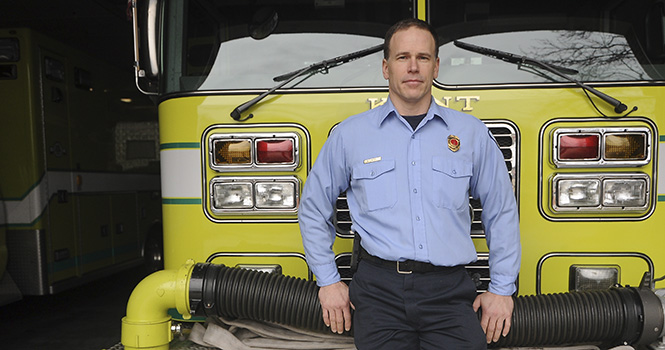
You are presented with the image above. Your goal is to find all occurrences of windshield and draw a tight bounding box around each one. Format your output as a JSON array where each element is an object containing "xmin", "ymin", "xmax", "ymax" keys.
[
  {"xmin": 162, "ymin": 0, "xmax": 412, "ymax": 94},
  {"xmin": 431, "ymin": 0, "xmax": 665, "ymax": 85}
]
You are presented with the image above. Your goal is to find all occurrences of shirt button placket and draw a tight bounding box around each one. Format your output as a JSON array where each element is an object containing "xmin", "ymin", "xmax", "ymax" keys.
[{"xmin": 409, "ymin": 133, "xmax": 427, "ymax": 260}]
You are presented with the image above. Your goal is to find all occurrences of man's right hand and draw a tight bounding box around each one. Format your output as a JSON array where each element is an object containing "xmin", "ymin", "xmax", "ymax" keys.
[{"xmin": 318, "ymin": 281, "xmax": 353, "ymax": 334}]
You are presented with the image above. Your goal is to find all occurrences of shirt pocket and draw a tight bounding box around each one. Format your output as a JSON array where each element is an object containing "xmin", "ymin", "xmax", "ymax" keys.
[
  {"xmin": 351, "ymin": 159, "xmax": 397, "ymax": 212},
  {"xmin": 431, "ymin": 157, "xmax": 473, "ymax": 210}
]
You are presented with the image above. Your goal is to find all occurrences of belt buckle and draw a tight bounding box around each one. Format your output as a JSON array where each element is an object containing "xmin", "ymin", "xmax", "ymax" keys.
[{"xmin": 396, "ymin": 261, "xmax": 412, "ymax": 274}]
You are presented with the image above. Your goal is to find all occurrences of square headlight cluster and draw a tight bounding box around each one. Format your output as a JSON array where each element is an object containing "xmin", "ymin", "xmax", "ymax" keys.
[
  {"xmin": 206, "ymin": 132, "xmax": 302, "ymax": 217},
  {"xmin": 553, "ymin": 173, "xmax": 649, "ymax": 211},
  {"xmin": 553, "ymin": 127, "xmax": 650, "ymax": 168},
  {"xmin": 210, "ymin": 176, "xmax": 299, "ymax": 213}
]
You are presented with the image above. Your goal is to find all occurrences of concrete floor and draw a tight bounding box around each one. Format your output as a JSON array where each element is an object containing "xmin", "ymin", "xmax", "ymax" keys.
[{"xmin": 0, "ymin": 268, "xmax": 145, "ymax": 350}]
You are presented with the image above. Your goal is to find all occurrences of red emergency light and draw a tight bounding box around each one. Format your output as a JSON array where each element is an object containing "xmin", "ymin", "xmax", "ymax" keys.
[
  {"xmin": 558, "ymin": 134, "xmax": 600, "ymax": 160},
  {"xmin": 256, "ymin": 139, "xmax": 294, "ymax": 164}
]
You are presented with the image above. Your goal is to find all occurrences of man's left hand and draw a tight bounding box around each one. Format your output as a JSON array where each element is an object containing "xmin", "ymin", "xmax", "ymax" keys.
[{"xmin": 472, "ymin": 291, "xmax": 514, "ymax": 344}]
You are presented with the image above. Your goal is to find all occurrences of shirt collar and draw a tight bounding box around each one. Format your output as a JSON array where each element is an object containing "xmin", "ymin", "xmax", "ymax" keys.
[{"xmin": 377, "ymin": 96, "xmax": 449, "ymax": 129}]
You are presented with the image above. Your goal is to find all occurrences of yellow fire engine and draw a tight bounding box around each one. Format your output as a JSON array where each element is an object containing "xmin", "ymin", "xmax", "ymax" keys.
[{"xmin": 121, "ymin": 0, "xmax": 665, "ymax": 349}]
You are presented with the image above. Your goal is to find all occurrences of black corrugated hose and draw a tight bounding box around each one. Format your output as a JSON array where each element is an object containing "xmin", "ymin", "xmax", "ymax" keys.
[
  {"xmin": 188, "ymin": 263, "xmax": 663, "ymax": 347},
  {"xmin": 489, "ymin": 287, "xmax": 655, "ymax": 348},
  {"xmin": 189, "ymin": 263, "xmax": 328, "ymax": 333}
]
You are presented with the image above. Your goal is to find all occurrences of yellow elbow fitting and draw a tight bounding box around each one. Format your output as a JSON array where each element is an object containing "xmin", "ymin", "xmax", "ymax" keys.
[{"xmin": 121, "ymin": 260, "xmax": 195, "ymax": 350}]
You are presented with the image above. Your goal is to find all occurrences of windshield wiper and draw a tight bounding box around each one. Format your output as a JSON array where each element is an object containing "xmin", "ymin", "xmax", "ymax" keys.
[
  {"xmin": 271, "ymin": 43, "xmax": 384, "ymax": 82},
  {"xmin": 454, "ymin": 40, "xmax": 631, "ymax": 115},
  {"xmin": 231, "ymin": 43, "xmax": 384, "ymax": 121},
  {"xmin": 455, "ymin": 40, "xmax": 579, "ymax": 75}
]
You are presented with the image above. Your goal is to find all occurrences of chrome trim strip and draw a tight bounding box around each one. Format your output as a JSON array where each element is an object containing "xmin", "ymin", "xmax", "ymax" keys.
[
  {"xmin": 538, "ymin": 117, "xmax": 658, "ymax": 222},
  {"xmin": 334, "ymin": 252, "xmax": 354, "ymax": 282},
  {"xmin": 130, "ymin": 0, "xmax": 159, "ymax": 95},
  {"xmin": 535, "ymin": 252, "xmax": 655, "ymax": 294},
  {"xmin": 486, "ymin": 120, "xmax": 521, "ymax": 194}
]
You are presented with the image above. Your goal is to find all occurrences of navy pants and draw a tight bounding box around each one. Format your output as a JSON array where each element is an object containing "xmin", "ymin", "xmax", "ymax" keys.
[{"xmin": 349, "ymin": 260, "xmax": 487, "ymax": 350}]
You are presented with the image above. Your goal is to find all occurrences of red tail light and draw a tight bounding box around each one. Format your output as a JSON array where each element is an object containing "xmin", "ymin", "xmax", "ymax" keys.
[
  {"xmin": 559, "ymin": 134, "xmax": 600, "ymax": 160},
  {"xmin": 256, "ymin": 139, "xmax": 294, "ymax": 164}
]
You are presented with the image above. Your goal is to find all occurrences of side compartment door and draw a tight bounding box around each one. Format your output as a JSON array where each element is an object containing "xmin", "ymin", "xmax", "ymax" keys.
[{"xmin": 40, "ymin": 49, "xmax": 78, "ymax": 284}]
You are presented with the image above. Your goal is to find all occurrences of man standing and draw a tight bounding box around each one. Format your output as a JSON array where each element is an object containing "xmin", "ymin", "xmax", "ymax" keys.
[{"xmin": 298, "ymin": 18, "xmax": 520, "ymax": 349}]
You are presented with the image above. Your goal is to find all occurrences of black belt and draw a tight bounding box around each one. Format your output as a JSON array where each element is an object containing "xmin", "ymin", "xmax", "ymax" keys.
[{"xmin": 359, "ymin": 247, "xmax": 460, "ymax": 274}]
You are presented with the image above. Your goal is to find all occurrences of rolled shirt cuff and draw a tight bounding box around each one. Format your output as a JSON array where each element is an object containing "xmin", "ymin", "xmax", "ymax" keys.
[
  {"xmin": 487, "ymin": 273, "xmax": 518, "ymax": 296},
  {"xmin": 310, "ymin": 261, "xmax": 341, "ymax": 287}
]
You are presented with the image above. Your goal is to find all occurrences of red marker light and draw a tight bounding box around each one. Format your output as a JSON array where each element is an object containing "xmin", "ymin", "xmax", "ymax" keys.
[
  {"xmin": 559, "ymin": 134, "xmax": 600, "ymax": 160},
  {"xmin": 256, "ymin": 139, "xmax": 294, "ymax": 164}
]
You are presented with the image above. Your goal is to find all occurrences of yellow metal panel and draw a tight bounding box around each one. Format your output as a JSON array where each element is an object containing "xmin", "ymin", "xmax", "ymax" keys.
[
  {"xmin": 158, "ymin": 81, "xmax": 665, "ymax": 295},
  {"xmin": 417, "ymin": 0, "xmax": 427, "ymax": 20}
]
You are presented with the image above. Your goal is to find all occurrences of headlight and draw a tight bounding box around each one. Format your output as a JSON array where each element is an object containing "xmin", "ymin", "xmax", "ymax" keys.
[
  {"xmin": 557, "ymin": 179, "xmax": 600, "ymax": 207},
  {"xmin": 553, "ymin": 173, "xmax": 649, "ymax": 211},
  {"xmin": 255, "ymin": 182, "xmax": 296, "ymax": 209},
  {"xmin": 602, "ymin": 179, "xmax": 647, "ymax": 207},
  {"xmin": 209, "ymin": 176, "xmax": 299, "ymax": 214},
  {"xmin": 212, "ymin": 182, "xmax": 253, "ymax": 209}
]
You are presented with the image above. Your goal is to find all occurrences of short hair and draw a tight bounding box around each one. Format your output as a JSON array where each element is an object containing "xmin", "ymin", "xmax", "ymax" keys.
[{"xmin": 384, "ymin": 18, "xmax": 440, "ymax": 59}]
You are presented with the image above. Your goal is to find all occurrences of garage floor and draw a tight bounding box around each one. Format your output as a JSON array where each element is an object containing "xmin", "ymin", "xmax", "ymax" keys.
[{"xmin": 0, "ymin": 268, "xmax": 144, "ymax": 350}]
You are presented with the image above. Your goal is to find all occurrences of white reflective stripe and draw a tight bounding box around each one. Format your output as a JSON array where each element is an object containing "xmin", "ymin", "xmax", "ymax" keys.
[
  {"xmin": 160, "ymin": 149, "xmax": 202, "ymax": 199},
  {"xmin": 1, "ymin": 171, "xmax": 159, "ymax": 225},
  {"xmin": 4, "ymin": 176, "xmax": 50, "ymax": 225},
  {"xmin": 0, "ymin": 198, "xmax": 5, "ymax": 225},
  {"xmin": 48, "ymin": 171, "xmax": 76, "ymax": 193}
]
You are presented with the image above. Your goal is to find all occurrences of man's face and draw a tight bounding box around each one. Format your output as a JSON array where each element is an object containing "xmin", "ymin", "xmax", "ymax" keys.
[{"xmin": 382, "ymin": 26, "xmax": 440, "ymax": 111}]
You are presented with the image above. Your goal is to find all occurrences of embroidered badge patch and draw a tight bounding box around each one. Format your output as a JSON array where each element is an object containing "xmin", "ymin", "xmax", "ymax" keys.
[{"xmin": 448, "ymin": 135, "xmax": 460, "ymax": 152}]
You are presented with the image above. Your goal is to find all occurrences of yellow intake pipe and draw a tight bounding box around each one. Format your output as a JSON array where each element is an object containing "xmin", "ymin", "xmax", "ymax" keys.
[{"xmin": 121, "ymin": 260, "xmax": 195, "ymax": 350}]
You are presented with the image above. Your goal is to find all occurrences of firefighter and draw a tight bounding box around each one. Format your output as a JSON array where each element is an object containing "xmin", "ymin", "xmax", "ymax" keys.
[{"xmin": 299, "ymin": 18, "xmax": 520, "ymax": 349}]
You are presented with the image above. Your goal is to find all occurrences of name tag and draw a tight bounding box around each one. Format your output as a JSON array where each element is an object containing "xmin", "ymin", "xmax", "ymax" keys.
[{"xmin": 363, "ymin": 156, "xmax": 382, "ymax": 164}]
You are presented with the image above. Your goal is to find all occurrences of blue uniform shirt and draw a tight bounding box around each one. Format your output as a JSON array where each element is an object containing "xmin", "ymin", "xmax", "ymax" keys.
[{"xmin": 298, "ymin": 97, "xmax": 521, "ymax": 296}]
